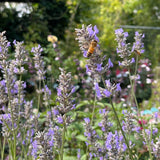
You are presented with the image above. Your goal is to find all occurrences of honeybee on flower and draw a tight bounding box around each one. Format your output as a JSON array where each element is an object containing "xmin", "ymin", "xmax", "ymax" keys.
[
  {"xmin": 134, "ymin": 49, "xmax": 141, "ymax": 56},
  {"xmin": 87, "ymin": 39, "xmax": 97, "ymax": 57}
]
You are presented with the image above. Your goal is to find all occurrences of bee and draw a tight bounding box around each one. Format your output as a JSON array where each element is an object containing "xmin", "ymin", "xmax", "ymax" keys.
[
  {"xmin": 134, "ymin": 50, "xmax": 141, "ymax": 56},
  {"xmin": 87, "ymin": 40, "xmax": 97, "ymax": 57}
]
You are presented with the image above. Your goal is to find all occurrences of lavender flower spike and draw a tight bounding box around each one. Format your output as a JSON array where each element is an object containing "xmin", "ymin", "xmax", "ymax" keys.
[
  {"xmin": 95, "ymin": 83, "xmax": 102, "ymax": 99},
  {"xmin": 115, "ymin": 28, "xmax": 134, "ymax": 66}
]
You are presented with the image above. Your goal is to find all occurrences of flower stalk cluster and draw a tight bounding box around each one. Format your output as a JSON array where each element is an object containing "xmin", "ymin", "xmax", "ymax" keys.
[
  {"xmin": 0, "ymin": 24, "xmax": 159, "ymax": 160},
  {"xmin": 53, "ymin": 68, "xmax": 76, "ymax": 160},
  {"xmin": 75, "ymin": 24, "xmax": 114, "ymax": 83}
]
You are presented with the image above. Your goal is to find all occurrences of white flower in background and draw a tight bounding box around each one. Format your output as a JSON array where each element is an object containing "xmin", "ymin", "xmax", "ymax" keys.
[{"xmin": 146, "ymin": 78, "xmax": 152, "ymax": 84}]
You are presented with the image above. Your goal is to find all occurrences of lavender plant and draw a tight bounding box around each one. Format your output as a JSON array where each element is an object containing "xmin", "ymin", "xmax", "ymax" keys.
[
  {"xmin": 0, "ymin": 24, "xmax": 160, "ymax": 160},
  {"xmin": 76, "ymin": 25, "xmax": 136, "ymax": 160}
]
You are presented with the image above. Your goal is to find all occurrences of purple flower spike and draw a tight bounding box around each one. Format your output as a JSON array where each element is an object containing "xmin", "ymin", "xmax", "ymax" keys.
[
  {"xmin": 0, "ymin": 46, "xmax": 2, "ymax": 52},
  {"xmin": 71, "ymin": 104, "xmax": 76, "ymax": 110},
  {"xmin": 94, "ymin": 25, "xmax": 99, "ymax": 34},
  {"xmin": 86, "ymin": 64, "xmax": 91, "ymax": 73},
  {"xmin": 95, "ymin": 83, "xmax": 102, "ymax": 98},
  {"xmin": 102, "ymin": 108, "xmax": 106, "ymax": 114},
  {"xmin": 94, "ymin": 35, "xmax": 99, "ymax": 42},
  {"xmin": 53, "ymin": 109, "xmax": 59, "ymax": 116},
  {"xmin": 131, "ymin": 58, "xmax": 135, "ymax": 63},
  {"xmin": 85, "ymin": 141, "xmax": 89, "ymax": 146},
  {"xmin": 31, "ymin": 140, "xmax": 38, "ymax": 158},
  {"xmin": 31, "ymin": 47, "xmax": 35, "ymax": 53},
  {"xmin": 57, "ymin": 116, "xmax": 63, "ymax": 124},
  {"xmin": 116, "ymin": 83, "xmax": 121, "ymax": 91},
  {"xmin": 124, "ymin": 32, "xmax": 128, "ymax": 37},
  {"xmin": 115, "ymin": 28, "xmax": 123, "ymax": 35},
  {"xmin": 123, "ymin": 143, "xmax": 127, "ymax": 151},
  {"xmin": 118, "ymin": 61, "xmax": 122, "ymax": 66},
  {"xmin": 71, "ymin": 86, "xmax": 76, "ymax": 93},
  {"xmin": 89, "ymin": 153, "xmax": 93, "ymax": 159},
  {"xmin": 83, "ymin": 50, "xmax": 87, "ymax": 57},
  {"xmin": 17, "ymin": 132, "xmax": 21, "ymax": 138},
  {"xmin": 87, "ymin": 26, "xmax": 94, "ymax": 37},
  {"xmin": 84, "ymin": 117, "xmax": 90, "ymax": 123},
  {"xmin": 135, "ymin": 31, "xmax": 139, "ymax": 36},
  {"xmin": 105, "ymin": 80, "xmax": 111, "ymax": 87},
  {"xmin": 155, "ymin": 112, "xmax": 158, "ymax": 119},
  {"xmin": 103, "ymin": 89, "xmax": 111, "ymax": 97},
  {"xmin": 116, "ymin": 48, "xmax": 121, "ymax": 53},
  {"xmin": 48, "ymin": 128, "xmax": 54, "ymax": 136},
  {"xmin": 57, "ymin": 88, "xmax": 62, "ymax": 96},
  {"xmin": 22, "ymin": 140, "xmax": 25, "ymax": 145},
  {"xmin": 13, "ymin": 40, "xmax": 16, "ymax": 45},
  {"xmin": 98, "ymin": 122, "xmax": 102, "ymax": 127},
  {"xmin": 121, "ymin": 42, "xmax": 125, "ymax": 46},
  {"xmin": 99, "ymin": 108, "xmax": 105, "ymax": 114},
  {"xmin": 7, "ymin": 42, "xmax": 11, "ymax": 47},
  {"xmin": 77, "ymin": 149, "xmax": 81, "ymax": 159},
  {"xmin": 96, "ymin": 63, "xmax": 102, "ymax": 72},
  {"xmin": 108, "ymin": 58, "xmax": 113, "ymax": 68},
  {"xmin": 142, "ymin": 33, "xmax": 145, "ymax": 38},
  {"xmin": 141, "ymin": 49, "xmax": 145, "ymax": 53},
  {"xmin": 44, "ymin": 85, "xmax": 51, "ymax": 95}
]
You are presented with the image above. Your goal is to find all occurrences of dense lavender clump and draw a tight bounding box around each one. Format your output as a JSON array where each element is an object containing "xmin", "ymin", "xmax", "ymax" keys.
[
  {"xmin": 32, "ymin": 45, "xmax": 45, "ymax": 81},
  {"xmin": 75, "ymin": 25, "xmax": 121, "ymax": 100},
  {"xmin": 115, "ymin": 28, "xmax": 144, "ymax": 67},
  {"xmin": 132, "ymin": 31, "xmax": 145, "ymax": 54},
  {"xmin": 84, "ymin": 117, "xmax": 97, "ymax": 148},
  {"xmin": 75, "ymin": 24, "xmax": 114, "ymax": 83},
  {"xmin": 53, "ymin": 68, "xmax": 75, "ymax": 125},
  {"xmin": 152, "ymin": 136, "xmax": 160, "ymax": 158},
  {"xmin": 122, "ymin": 110, "xmax": 136, "ymax": 134},
  {"xmin": 0, "ymin": 25, "xmax": 159, "ymax": 160},
  {"xmin": 31, "ymin": 131, "xmax": 54, "ymax": 160}
]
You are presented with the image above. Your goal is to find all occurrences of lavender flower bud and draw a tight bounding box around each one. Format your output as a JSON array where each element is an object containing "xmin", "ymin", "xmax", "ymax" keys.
[
  {"xmin": 115, "ymin": 28, "xmax": 134, "ymax": 67},
  {"xmin": 95, "ymin": 80, "xmax": 121, "ymax": 99},
  {"xmin": 32, "ymin": 44, "xmax": 46, "ymax": 80},
  {"xmin": 31, "ymin": 131, "xmax": 55, "ymax": 160},
  {"xmin": 132, "ymin": 31, "xmax": 145, "ymax": 54},
  {"xmin": 56, "ymin": 68, "xmax": 75, "ymax": 115}
]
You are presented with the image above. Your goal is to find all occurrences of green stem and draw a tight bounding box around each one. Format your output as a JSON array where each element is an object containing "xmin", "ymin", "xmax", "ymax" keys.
[
  {"xmin": 128, "ymin": 69, "xmax": 139, "ymax": 110},
  {"xmin": 91, "ymin": 93, "xmax": 97, "ymax": 125},
  {"xmin": 86, "ymin": 92, "xmax": 97, "ymax": 160},
  {"xmin": 60, "ymin": 114, "xmax": 67, "ymax": 160},
  {"xmin": 59, "ymin": 154, "xmax": 61, "ymax": 160},
  {"xmin": 134, "ymin": 55, "xmax": 139, "ymax": 76},
  {"xmin": 1, "ymin": 137, "xmax": 5, "ymax": 160},
  {"xmin": 13, "ymin": 134, "xmax": 16, "ymax": 160},
  {"xmin": 42, "ymin": 79, "xmax": 51, "ymax": 112},
  {"xmin": 37, "ymin": 80, "xmax": 41, "ymax": 113}
]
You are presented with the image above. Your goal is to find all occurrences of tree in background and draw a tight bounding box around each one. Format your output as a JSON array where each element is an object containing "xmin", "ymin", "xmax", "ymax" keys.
[
  {"xmin": 0, "ymin": 6, "xmax": 24, "ymax": 42},
  {"xmin": 95, "ymin": 0, "xmax": 160, "ymax": 66},
  {"xmin": 0, "ymin": 0, "xmax": 70, "ymax": 47}
]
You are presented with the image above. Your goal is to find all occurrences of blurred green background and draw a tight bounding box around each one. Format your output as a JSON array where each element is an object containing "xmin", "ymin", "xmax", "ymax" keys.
[
  {"xmin": 1, "ymin": 0, "xmax": 160, "ymax": 66},
  {"xmin": 0, "ymin": 0, "xmax": 160, "ymax": 103}
]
